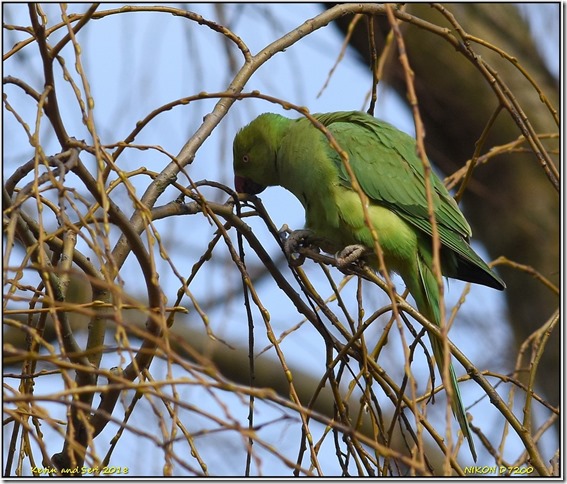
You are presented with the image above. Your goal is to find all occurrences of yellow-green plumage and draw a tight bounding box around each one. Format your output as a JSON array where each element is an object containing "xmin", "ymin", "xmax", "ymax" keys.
[{"xmin": 233, "ymin": 111, "xmax": 505, "ymax": 461}]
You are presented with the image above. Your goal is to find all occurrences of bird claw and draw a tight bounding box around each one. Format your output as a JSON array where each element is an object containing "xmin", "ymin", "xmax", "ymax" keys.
[
  {"xmin": 278, "ymin": 227, "xmax": 317, "ymax": 267},
  {"xmin": 278, "ymin": 224, "xmax": 292, "ymax": 240},
  {"xmin": 335, "ymin": 244, "xmax": 370, "ymax": 268}
]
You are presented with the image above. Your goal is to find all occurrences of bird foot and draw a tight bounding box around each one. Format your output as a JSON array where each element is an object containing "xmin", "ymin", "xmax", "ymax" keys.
[
  {"xmin": 335, "ymin": 244, "xmax": 370, "ymax": 268},
  {"xmin": 278, "ymin": 226, "xmax": 318, "ymax": 267}
]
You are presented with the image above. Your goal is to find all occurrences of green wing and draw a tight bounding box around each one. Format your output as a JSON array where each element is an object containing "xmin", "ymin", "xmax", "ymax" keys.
[{"xmin": 314, "ymin": 111, "xmax": 505, "ymax": 290}]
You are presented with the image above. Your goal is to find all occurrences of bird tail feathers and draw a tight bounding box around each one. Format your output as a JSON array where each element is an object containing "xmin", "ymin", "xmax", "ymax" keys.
[
  {"xmin": 410, "ymin": 254, "xmax": 478, "ymax": 461},
  {"xmin": 429, "ymin": 335, "xmax": 478, "ymax": 461}
]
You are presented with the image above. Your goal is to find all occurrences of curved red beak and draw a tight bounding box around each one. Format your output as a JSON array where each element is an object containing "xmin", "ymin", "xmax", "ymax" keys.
[{"xmin": 234, "ymin": 175, "xmax": 266, "ymax": 195}]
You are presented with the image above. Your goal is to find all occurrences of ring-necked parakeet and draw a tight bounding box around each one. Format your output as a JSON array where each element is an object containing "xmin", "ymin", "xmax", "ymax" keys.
[{"xmin": 233, "ymin": 110, "xmax": 505, "ymax": 461}]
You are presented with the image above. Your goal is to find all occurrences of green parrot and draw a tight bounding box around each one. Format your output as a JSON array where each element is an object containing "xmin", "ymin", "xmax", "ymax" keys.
[{"xmin": 233, "ymin": 110, "xmax": 505, "ymax": 461}]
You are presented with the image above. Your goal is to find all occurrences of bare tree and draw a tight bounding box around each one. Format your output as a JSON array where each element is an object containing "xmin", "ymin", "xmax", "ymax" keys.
[{"xmin": 3, "ymin": 3, "xmax": 559, "ymax": 477}]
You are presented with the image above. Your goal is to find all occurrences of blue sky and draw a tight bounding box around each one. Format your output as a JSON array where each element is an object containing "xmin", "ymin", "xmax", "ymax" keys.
[{"xmin": 3, "ymin": 3, "xmax": 559, "ymax": 476}]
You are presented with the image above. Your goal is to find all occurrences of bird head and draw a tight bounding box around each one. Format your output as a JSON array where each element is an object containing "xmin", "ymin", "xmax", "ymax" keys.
[{"xmin": 232, "ymin": 113, "xmax": 288, "ymax": 195}]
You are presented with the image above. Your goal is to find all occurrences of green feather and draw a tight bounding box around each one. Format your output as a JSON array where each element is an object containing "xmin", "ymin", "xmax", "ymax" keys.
[
  {"xmin": 313, "ymin": 112, "xmax": 504, "ymax": 290},
  {"xmin": 233, "ymin": 111, "xmax": 506, "ymax": 461},
  {"xmin": 409, "ymin": 245, "xmax": 478, "ymax": 462}
]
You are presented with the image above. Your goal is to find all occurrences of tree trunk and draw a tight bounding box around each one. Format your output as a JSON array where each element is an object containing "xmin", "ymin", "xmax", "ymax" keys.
[{"xmin": 327, "ymin": 3, "xmax": 560, "ymax": 407}]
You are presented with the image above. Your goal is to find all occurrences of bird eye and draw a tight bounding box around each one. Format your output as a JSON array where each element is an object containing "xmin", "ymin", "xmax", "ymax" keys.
[{"xmin": 242, "ymin": 154, "xmax": 249, "ymax": 163}]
